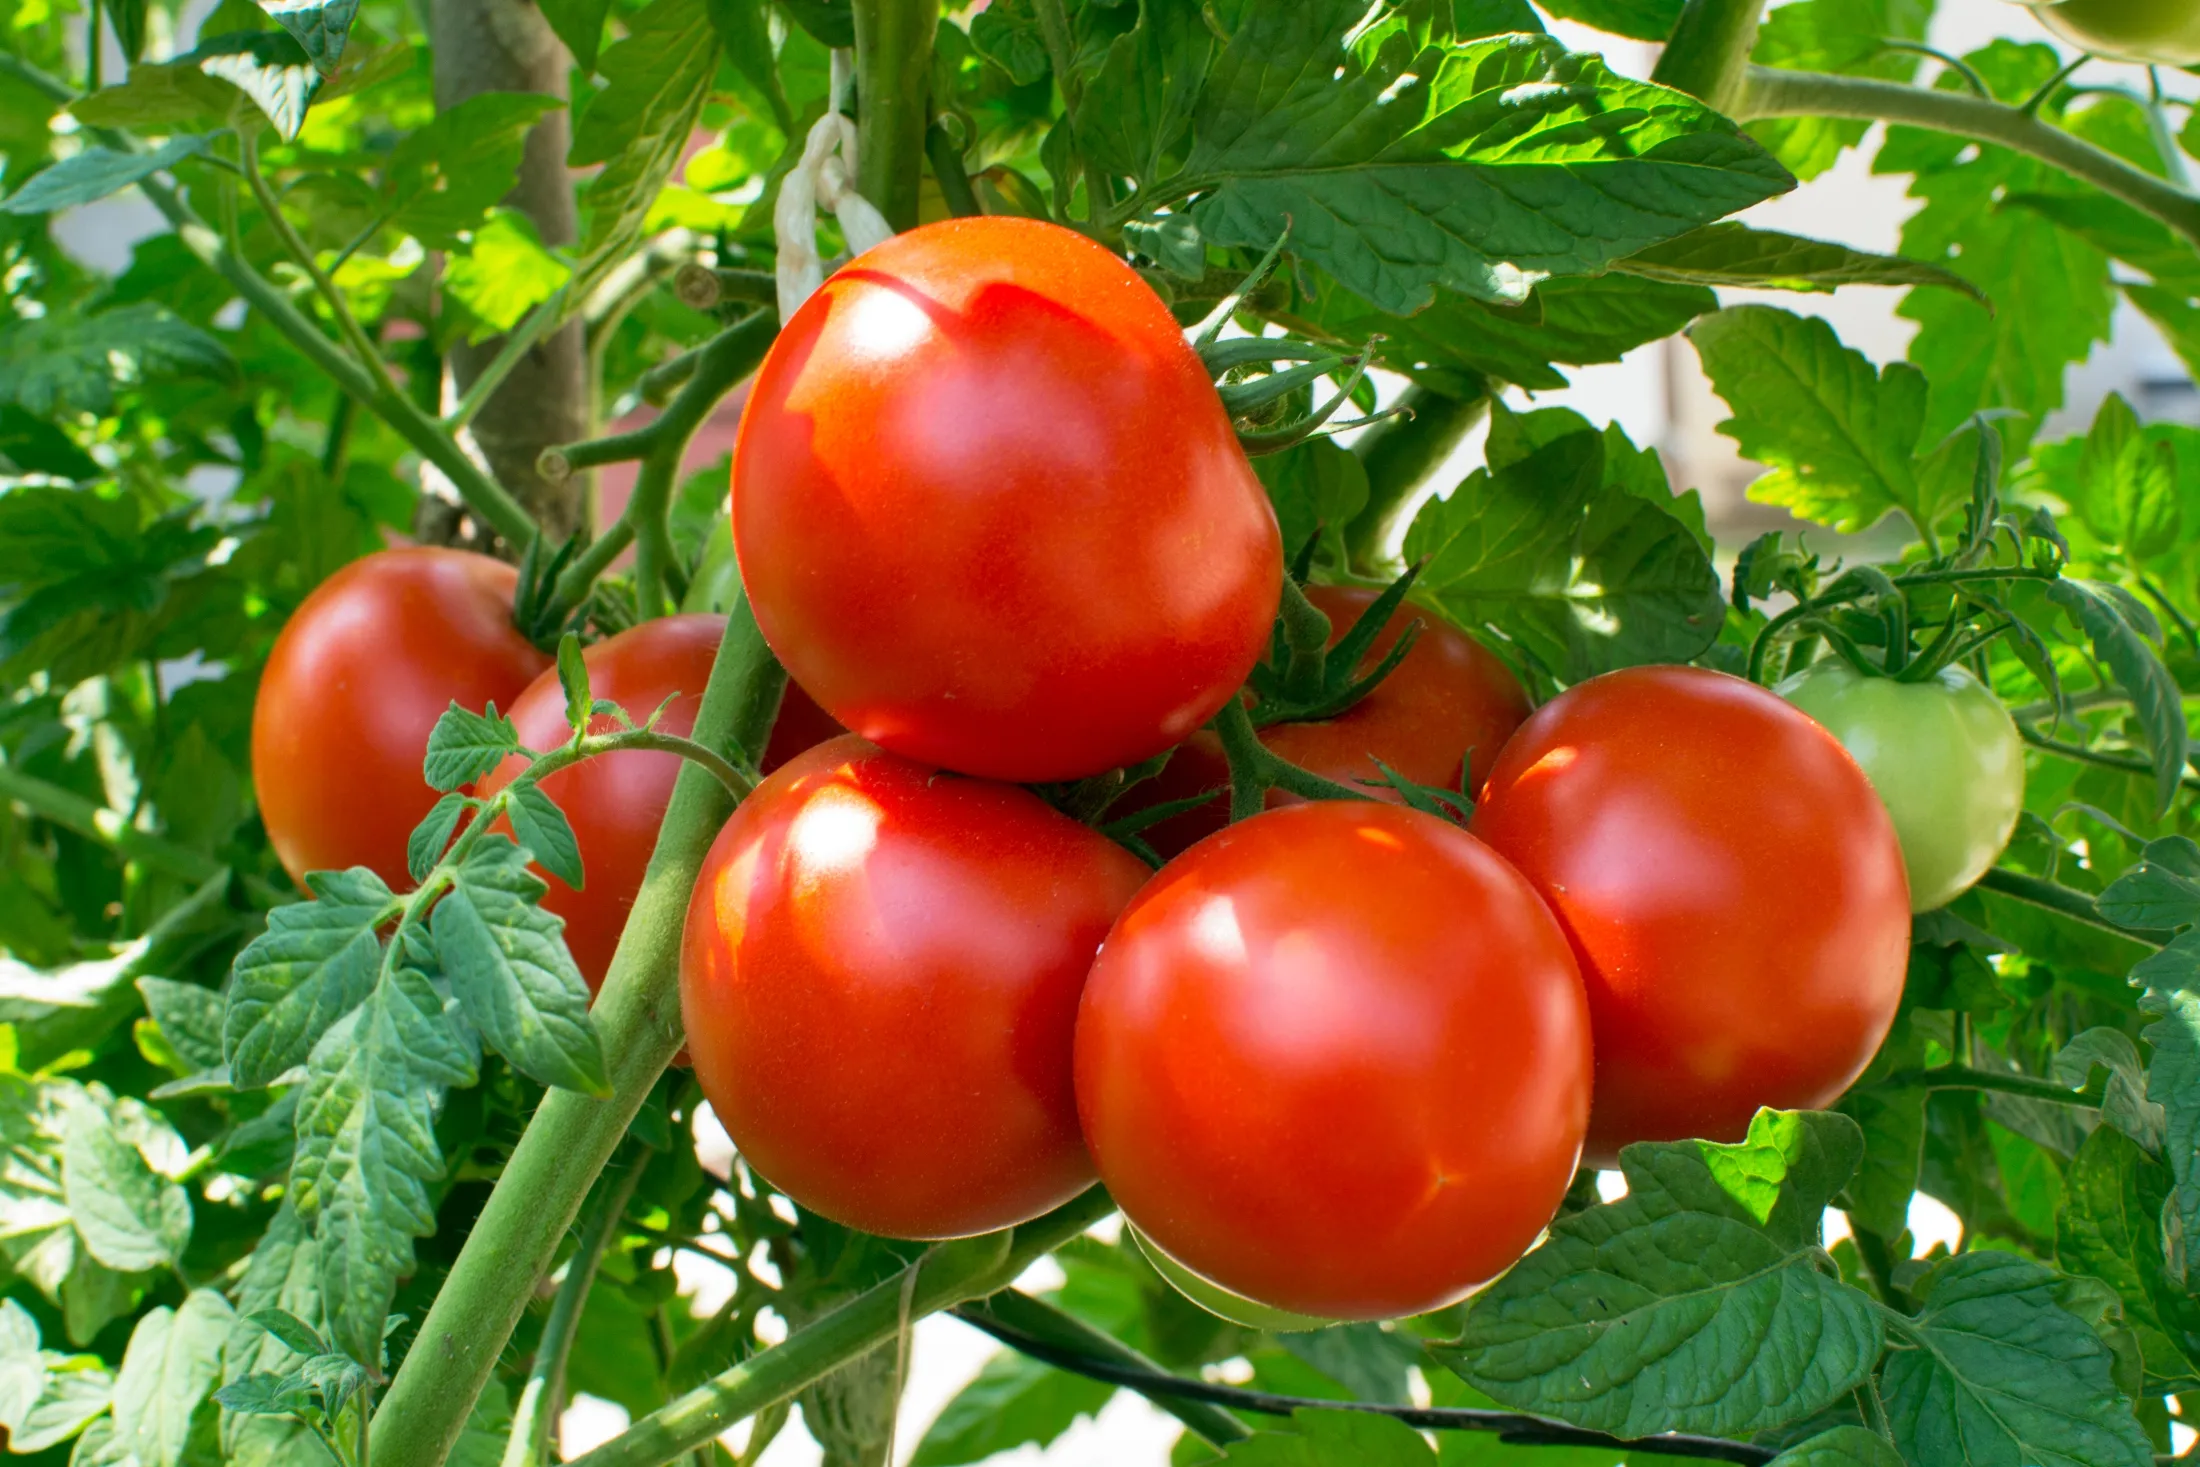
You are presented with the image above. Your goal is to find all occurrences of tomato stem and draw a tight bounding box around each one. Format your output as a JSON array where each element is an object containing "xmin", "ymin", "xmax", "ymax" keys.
[
  {"xmin": 1882, "ymin": 1064, "xmax": 2108, "ymax": 1109},
  {"xmin": 1648, "ymin": 0, "xmax": 1764, "ymax": 113},
  {"xmin": 1973, "ymin": 867, "xmax": 2169, "ymax": 948},
  {"xmin": 852, "ymin": 0, "xmax": 941, "ymax": 232},
  {"xmin": 1344, "ymin": 383, "xmax": 1490, "ymax": 575}
]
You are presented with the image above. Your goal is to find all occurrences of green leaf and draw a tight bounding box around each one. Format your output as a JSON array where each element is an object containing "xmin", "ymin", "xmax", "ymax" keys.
[
  {"xmin": 422, "ymin": 702, "xmax": 521, "ymax": 792},
  {"xmin": 970, "ymin": 0, "xmax": 1050, "ymax": 85},
  {"xmin": 1438, "ymin": 1110, "xmax": 1883, "ymax": 1438},
  {"xmin": 258, "ymin": 0, "xmax": 359, "ymax": 75},
  {"xmin": 430, "ymin": 836, "xmax": 605, "ymax": 1093},
  {"xmin": 443, "ymin": 208, "xmax": 573, "ymax": 344},
  {"xmin": 502, "ymin": 781, "xmax": 585, "ymax": 891},
  {"xmin": 222, "ymin": 868, "xmax": 395, "ymax": 1089},
  {"xmin": 112, "ymin": 1291, "xmax": 231, "ymax": 1467},
  {"xmin": 570, "ymin": 0, "xmax": 720, "ymax": 264},
  {"xmin": 1253, "ymin": 438, "xmax": 1368, "ymax": 568},
  {"xmin": 0, "ymin": 135, "xmax": 212, "ymax": 215},
  {"xmin": 910, "ymin": 1350, "xmax": 1114, "ymax": 1466},
  {"xmin": 133, "ymin": 978, "xmax": 225, "ymax": 1075},
  {"xmin": 406, "ymin": 792, "xmax": 470, "ymax": 883},
  {"xmin": 2064, "ymin": 392, "xmax": 2182, "ymax": 560},
  {"xmin": 1834, "ymin": 1084, "xmax": 1924, "ymax": 1241},
  {"xmin": 0, "ymin": 303, "xmax": 236, "ymax": 418},
  {"xmin": 0, "ymin": 1299, "xmax": 42, "ymax": 1434},
  {"xmin": 1178, "ymin": 18, "xmax": 1792, "ymax": 313},
  {"xmin": 2098, "ymin": 837, "xmax": 2200, "ymax": 931},
  {"xmin": 290, "ymin": 968, "xmax": 477, "ymax": 1363},
  {"xmin": 556, "ymin": 633, "xmax": 591, "ymax": 732},
  {"xmin": 224, "ymin": 1200, "xmax": 324, "ymax": 1385},
  {"xmin": 1078, "ymin": 0, "xmax": 1215, "ymax": 184},
  {"xmin": 190, "ymin": 29, "xmax": 323, "ymax": 140},
  {"xmin": 2051, "ymin": 1028, "xmax": 2164, "ymax": 1153},
  {"xmin": 1765, "ymin": 1426, "xmax": 1906, "ymax": 1467},
  {"xmin": 1532, "ymin": 0, "xmax": 1680, "ymax": 40},
  {"xmin": 2004, "ymin": 192, "xmax": 2200, "ymax": 298},
  {"xmin": 2126, "ymin": 282, "xmax": 2200, "ymax": 389},
  {"xmin": 1403, "ymin": 429, "xmax": 1723, "ymax": 683},
  {"xmin": 1215, "ymin": 1408, "xmax": 1433, "ymax": 1465},
  {"xmin": 2044, "ymin": 579, "xmax": 2188, "ymax": 817},
  {"xmin": 13, "ymin": 1359, "xmax": 113, "ymax": 1452},
  {"xmin": 2057, "ymin": 1125, "xmax": 2200, "ymax": 1390},
  {"xmin": 1882, "ymin": 1250, "xmax": 2155, "ymax": 1467},
  {"xmin": 103, "ymin": 0, "xmax": 146, "ymax": 62},
  {"xmin": 1617, "ymin": 222, "xmax": 1983, "ymax": 300},
  {"xmin": 61, "ymin": 1103, "xmax": 190, "ymax": 1273},
  {"xmin": 701, "ymin": 0, "xmax": 792, "ymax": 130},
  {"xmin": 69, "ymin": 61, "xmax": 235, "ymax": 131},
  {"xmin": 1688, "ymin": 304, "xmax": 1948, "ymax": 538},
  {"xmin": 1745, "ymin": 0, "xmax": 1928, "ymax": 180},
  {"xmin": 385, "ymin": 92, "xmax": 564, "ymax": 249},
  {"xmin": 539, "ymin": 0, "xmax": 613, "ymax": 71}
]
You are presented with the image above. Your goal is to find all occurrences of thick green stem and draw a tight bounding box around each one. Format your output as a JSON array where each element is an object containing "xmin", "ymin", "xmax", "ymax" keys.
[
  {"xmin": 1649, "ymin": 0, "xmax": 1765, "ymax": 112},
  {"xmin": 958, "ymin": 1292, "xmax": 1251, "ymax": 1447},
  {"xmin": 0, "ymin": 763, "xmax": 229, "ymax": 887},
  {"xmin": 133, "ymin": 177, "xmax": 538, "ymax": 547},
  {"xmin": 368, "ymin": 601, "xmax": 788, "ymax": 1467},
  {"xmin": 1342, "ymin": 383, "xmax": 1487, "ymax": 574},
  {"xmin": 2017, "ymin": 722, "xmax": 2200, "ymax": 792},
  {"xmin": 1973, "ymin": 867, "xmax": 2168, "ymax": 947},
  {"xmin": 567, "ymin": 1189, "xmax": 1115, "ymax": 1467},
  {"xmin": 1883, "ymin": 1065, "xmax": 2106, "ymax": 1108},
  {"xmin": 1737, "ymin": 66, "xmax": 2200, "ymax": 249},
  {"xmin": 853, "ymin": 0, "xmax": 940, "ymax": 231},
  {"xmin": 926, "ymin": 120, "xmax": 984, "ymax": 219},
  {"xmin": 503, "ymin": 1148, "xmax": 650, "ymax": 1467}
]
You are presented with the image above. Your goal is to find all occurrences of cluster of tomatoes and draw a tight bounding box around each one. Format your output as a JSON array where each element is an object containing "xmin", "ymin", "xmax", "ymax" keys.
[{"xmin": 250, "ymin": 217, "xmax": 2017, "ymax": 1328}]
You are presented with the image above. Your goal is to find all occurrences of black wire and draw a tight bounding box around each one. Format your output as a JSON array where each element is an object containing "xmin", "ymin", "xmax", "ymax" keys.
[{"xmin": 951, "ymin": 1306, "xmax": 1775, "ymax": 1465}]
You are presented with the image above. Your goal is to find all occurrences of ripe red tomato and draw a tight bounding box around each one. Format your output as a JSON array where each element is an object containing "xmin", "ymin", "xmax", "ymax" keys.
[
  {"xmin": 252, "ymin": 547, "xmax": 548, "ymax": 890},
  {"xmin": 1074, "ymin": 800, "xmax": 1591, "ymax": 1320},
  {"xmin": 1126, "ymin": 585, "xmax": 1532, "ymax": 856},
  {"xmin": 733, "ymin": 216, "xmax": 1282, "ymax": 782},
  {"xmin": 681, "ymin": 734, "xmax": 1149, "ymax": 1239},
  {"xmin": 1471, "ymin": 665, "xmax": 1910, "ymax": 1162}
]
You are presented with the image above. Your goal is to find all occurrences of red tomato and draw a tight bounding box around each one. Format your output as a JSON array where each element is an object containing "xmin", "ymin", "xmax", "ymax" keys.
[
  {"xmin": 478, "ymin": 617, "xmax": 845, "ymax": 992},
  {"xmin": 681, "ymin": 735, "xmax": 1149, "ymax": 1239},
  {"xmin": 252, "ymin": 548, "xmax": 548, "ymax": 889},
  {"xmin": 760, "ymin": 680, "xmax": 843, "ymax": 776},
  {"xmin": 733, "ymin": 216, "xmax": 1282, "ymax": 782},
  {"xmin": 1471, "ymin": 665, "xmax": 1910, "ymax": 1162},
  {"xmin": 1127, "ymin": 585, "xmax": 1532, "ymax": 856},
  {"xmin": 1074, "ymin": 801, "xmax": 1591, "ymax": 1320}
]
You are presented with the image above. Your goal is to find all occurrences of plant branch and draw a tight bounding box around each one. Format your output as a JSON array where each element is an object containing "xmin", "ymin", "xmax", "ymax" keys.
[
  {"xmin": 132, "ymin": 178, "xmax": 539, "ymax": 547},
  {"xmin": 0, "ymin": 763, "xmax": 225, "ymax": 886},
  {"xmin": 565, "ymin": 1189, "xmax": 1117, "ymax": 1467},
  {"xmin": 852, "ymin": 0, "xmax": 940, "ymax": 231},
  {"xmin": 955, "ymin": 1292, "xmax": 1250, "ymax": 1447},
  {"xmin": 1649, "ymin": 0, "xmax": 1766, "ymax": 113},
  {"xmin": 1343, "ymin": 382, "xmax": 1487, "ymax": 574},
  {"xmin": 925, "ymin": 120, "xmax": 984, "ymax": 219},
  {"xmin": 956, "ymin": 1308, "xmax": 1772, "ymax": 1464},
  {"xmin": 2017, "ymin": 722, "xmax": 2200, "ymax": 792},
  {"xmin": 1210, "ymin": 698, "xmax": 1372, "ymax": 821},
  {"xmin": 1882, "ymin": 1065, "xmax": 2106, "ymax": 1108},
  {"xmin": 449, "ymin": 287, "xmax": 572, "ymax": 434},
  {"xmin": 369, "ymin": 599, "xmax": 789, "ymax": 1467},
  {"xmin": 1973, "ymin": 867, "xmax": 2168, "ymax": 947},
  {"xmin": 503, "ymin": 1147, "xmax": 651, "ymax": 1467},
  {"xmin": 1736, "ymin": 66, "xmax": 2200, "ymax": 248}
]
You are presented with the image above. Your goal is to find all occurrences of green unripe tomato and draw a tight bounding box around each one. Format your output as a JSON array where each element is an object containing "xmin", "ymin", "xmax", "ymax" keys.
[
  {"xmin": 1776, "ymin": 659, "xmax": 2025, "ymax": 913},
  {"xmin": 1128, "ymin": 1225, "xmax": 1335, "ymax": 1334},
  {"xmin": 2021, "ymin": 0, "xmax": 2200, "ymax": 66}
]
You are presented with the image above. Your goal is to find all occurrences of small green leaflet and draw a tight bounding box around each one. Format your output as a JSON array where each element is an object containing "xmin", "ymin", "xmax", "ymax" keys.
[
  {"xmin": 1403, "ymin": 425, "xmax": 1723, "ymax": 683},
  {"xmin": 2056, "ymin": 1126, "xmax": 2200, "ymax": 1390},
  {"xmin": 556, "ymin": 632, "xmax": 592, "ymax": 732},
  {"xmin": 223, "ymin": 1201, "xmax": 324, "ymax": 1386},
  {"xmin": 1149, "ymin": 9, "xmax": 1791, "ymax": 314},
  {"xmin": 443, "ymin": 209, "xmax": 573, "ymax": 343},
  {"xmin": 1254, "ymin": 438, "xmax": 1368, "ymax": 570},
  {"xmin": 258, "ymin": 0, "xmax": 360, "ymax": 75},
  {"xmin": 2043, "ymin": 579, "xmax": 2188, "ymax": 817},
  {"xmin": 1882, "ymin": 1250, "xmax": 2154, "ymax": 1467},
  {"xmin": 422, "ymin": 702, "xmax": 522, "ymax": 792},
  {"xmin": 1689, "ymin": 305, "xmax": 1954, "ymax": 538},
  {"xmin": 539, "ymin": 0, "xmax": 614, "ymax": 71},
  {"xmin": 1214, "ymin": 1408, "xmax": 1434, "ymax": 1465},
  {"xmin": 1616, "ymin": 223, "xmax": 1983, "ymax": 300},
  {"xmin": 430, "ymin": 836, "xmax": 607, "ymax": 1094},
  {"xmin": 222, "ymin": 867, "xmax": 395, "ymax": 1089},
  {"xmin": 1833, "ymin": 1084, "xmax": 1924, "ymax": 1241},
  {"xmin": 61, "ymin": 1103, "xmax": 190, "ymax": 1273},
  {"xmin": 1077, "ymin": 0, "xmax": 1213, "ymax": 185},
  {"xmin": 190, "ymin": 29, "xmax": 325, "ymax": 140},
  {"xmin": 2128, "ymin": 282, "xmax": 2200, "ymax": 387},
  {"xmin": 135, "ymin": 978, "xmax": 226, "ymax": 1075},
  {"xmin": 2064, "ymin": 393, "xmax": 2181, "ymax": 560},
  {"xmin": 407, "ymin": 792, "xmax": 471, "ymax": 883},
  {"xmin": 1745, "ymin": 0, "xmax": 1928, "ymax": 181},
  {"xmin": 570, "ymin": 0, "xmax": 720, "ymax": 266},
  {"xmin": 1437, "ymin": 1110, "xmax": 1883, "ymax": 1438},
  {"xmin": 2050, "ymin": 1028, "xmax": 2163, "ymax": 1153},
  {"xmin": 908, "ymin": 1349, "xmax": 1113, "ymax": 1466},
  {"xmin": 1534, "ymin": 0, "xmax": 1681, "ymax": 41},
  {"xmin": 1765, "ymin": 1426, "xmax": 1906, "ymax": 1467},
  {"xmin": 384, "ymin": 92, "xmax": 565, "ymax": 250},
  {"xmin": 290, "ymin": 967, "xmax": 478, "ymax": 1363},
  {"xmin": 0, "ymin": 304, "xmax": 236, "ymax": 419},
  {"xmin": 2103, "ymin": 839, "xmax": 2200, "ymax": 1285},
  {"xmin": 0, "ymin": 136, "xmax": 212, "ymax": 216},
  {"xmin": 111, "ymin": 1291, "xmax": 232, "ymax": 1467}
]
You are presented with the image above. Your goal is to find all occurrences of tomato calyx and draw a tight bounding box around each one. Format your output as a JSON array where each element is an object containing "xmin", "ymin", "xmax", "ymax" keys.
[{"xmin": 1246, "ymin": 564, "xmax": 1427, "ymax": 726}]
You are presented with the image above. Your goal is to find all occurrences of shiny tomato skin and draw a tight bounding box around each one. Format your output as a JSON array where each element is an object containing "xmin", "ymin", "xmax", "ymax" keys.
[
  {"xmin": 733, "ymin": 216, "xmax": 1282, "ymax": 782},
  {"xmin": 681, "ymin": 735, "xmax": 1150, "ymax": 1239},
  {"xmin": 252, "ymin": 547, "xmax": 549, "ymax": 889},
  {"xmin": 1074, "ymin": 800, "xmax": 1592, "ymax": 1320},
  {"xmin": 760, "ymin": 680, "xmax": 843, "ymax": 775},
  {"xmin": 1129, "ymin": 585, "xmax": 1532, "ymax": 855},
  {"xmin": 1471, "ymin": 665, "xmax": 1910, "ymax": 1162}
]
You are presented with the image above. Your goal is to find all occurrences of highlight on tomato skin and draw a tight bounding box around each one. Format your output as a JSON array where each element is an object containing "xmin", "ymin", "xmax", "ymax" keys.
[
  {"xmin": 1471, "ymin": 664, "xmax": 1912, "ymax": 1165},
  {"xmin": 680, "ymin": 734, "xmax": 1151, "ymax": 1241},
  {"xmin": 732, "ymin": 214, "xmax": 1283, "ymax": 784},
  {"xmin": 1121, "ymin": 584, "xmax": 1533, "ymax": 857},
  {"xmin": 251, "ymin": 546, "xmax": 550, "ymax": 891},
  {"xmin": 1073, "ymin": 799, "xmax": 1592, "ymax": 1322}
]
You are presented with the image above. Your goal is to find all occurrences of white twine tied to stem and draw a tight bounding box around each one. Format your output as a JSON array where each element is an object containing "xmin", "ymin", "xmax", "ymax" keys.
[{"xmin": 774, "ymin": 49, "xmax": 897, "ymax": 322}]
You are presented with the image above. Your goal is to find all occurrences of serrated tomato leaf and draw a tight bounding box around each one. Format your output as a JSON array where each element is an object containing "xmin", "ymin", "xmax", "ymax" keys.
[{"xmin": 222, "ymin": 868, "xmax": 394, "ymax": 1089}]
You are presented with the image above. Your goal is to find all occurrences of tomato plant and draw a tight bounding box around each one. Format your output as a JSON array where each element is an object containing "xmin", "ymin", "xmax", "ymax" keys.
[
  {"xmin": 1779, "ymin": 657, "xmax": 2027, "ymax": 912},
  {"xmin": 682, "ymin": 735, "xmax": 1148, "ymax": 1239},
  {"xmin": 253, "ymin": 547, "xmax": 550, "ymax": 889},
  {"xmin": 6, "ymin": 0, "xmax": 2200, "ymax": 1463},
  {"xmin": 1472, "ymin": 666, "xmax": 1911, "ymax": 1159}
]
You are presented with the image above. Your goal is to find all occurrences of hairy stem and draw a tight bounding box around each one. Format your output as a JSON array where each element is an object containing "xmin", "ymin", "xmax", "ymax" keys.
[
  {"xmin": 567, "ymin": 1189, "xmax": 1115, "ymax": 1467},
  {"xmin": 1649, "ymin": 0, "xmax": 1765, "ymax": 112},
  {"xmin": 1973, "ymin": 867, "xmax": 2168, "ymax": 948},
  {"xmin": 1883, "ymin": 1064, "xmax": 2107, "ymax": 1108},
  {"xmin": 1737, "ymin": 66, "xmax": 2200, "ymax": 248},
  {"xmin": 369, "ymin": 601, "xmax": 787, "ymax": 1467},
  {"xmin": 852, "ymin": 0, "xmax": 941, "ymax": 231}
]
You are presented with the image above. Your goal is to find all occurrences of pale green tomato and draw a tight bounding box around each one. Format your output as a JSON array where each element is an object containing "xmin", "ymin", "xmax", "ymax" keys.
[
  {"xmin": 1128, "ymin": 1225, "xmax": 1334, "ymax": 1334},
  {"xmin": 2022, "ymin": 0, "xmax": 2200, "ymax": 65},
  {"xmin": 1777, "ymin": 659, "xmax": 2025, "ymax": 913}
]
